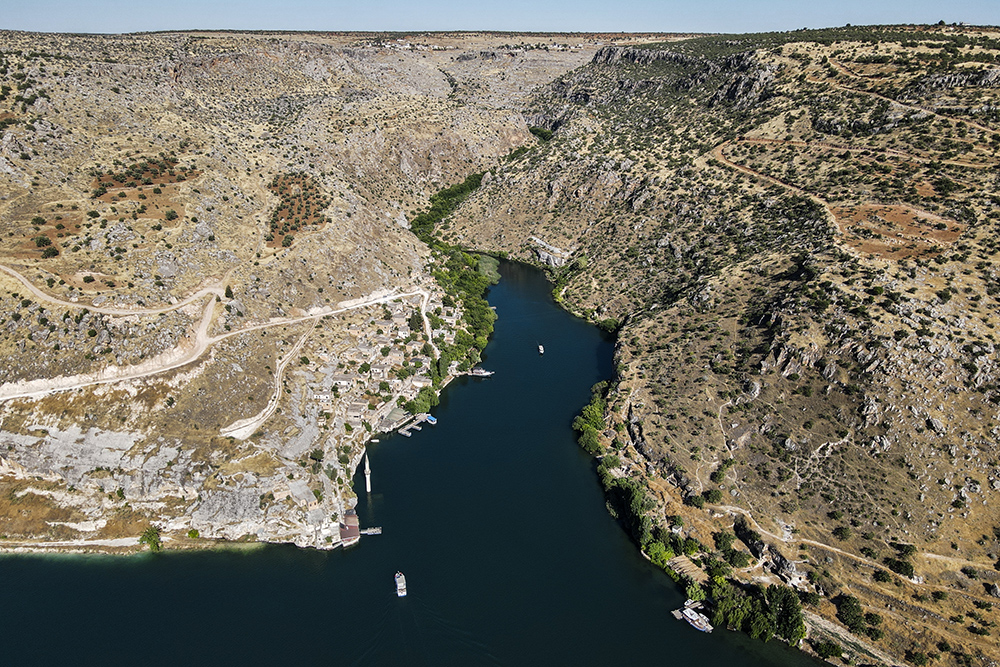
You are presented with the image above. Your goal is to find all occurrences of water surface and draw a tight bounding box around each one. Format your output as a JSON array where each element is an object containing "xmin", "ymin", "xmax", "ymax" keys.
[{"xmin": 0, "ymin": 261, "xmax": 818, "ymax": 667}]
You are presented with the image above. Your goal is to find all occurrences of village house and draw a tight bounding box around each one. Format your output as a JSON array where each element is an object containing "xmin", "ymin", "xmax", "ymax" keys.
[
  {"xmin": 288, "ymin": 480, "xmax": 320, "ymax": 510},
  {"xmin": 330, "ymin": 374, "xmax": 354, "ymax": 387},
  {"xmin": 411, "ymin": 375, "xmax": 433, "ymax": 389}
]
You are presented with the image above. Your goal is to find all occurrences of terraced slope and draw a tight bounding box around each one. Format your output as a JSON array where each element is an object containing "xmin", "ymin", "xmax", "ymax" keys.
[{"xmin": 447, "ymin": 25, "xmax": 1000, "ymax": 665}]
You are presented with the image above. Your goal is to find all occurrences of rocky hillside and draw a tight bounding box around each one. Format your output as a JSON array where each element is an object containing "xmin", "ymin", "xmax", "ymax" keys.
[
  {"xmin": 445, "ymin": 25, "xmax": 1000, "ymax": 667},
  {"xmin": 0, "ymin": 30, "xmax": 603, "ymax": 551}
]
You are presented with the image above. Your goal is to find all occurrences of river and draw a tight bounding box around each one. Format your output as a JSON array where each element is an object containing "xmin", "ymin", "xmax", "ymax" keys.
[{"xmin": 0, "ymin": 261, "xmax": 819, "ymax": 666}]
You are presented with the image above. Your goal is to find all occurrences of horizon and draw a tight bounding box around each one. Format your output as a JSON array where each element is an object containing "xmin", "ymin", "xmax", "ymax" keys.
[
  {"xmin": 2, "ymin": 0, "xmax": 997, "ymax": 36},
  {"xmin": 4, "ymin": 23, "xmax": 1000, "ymax": 37}
]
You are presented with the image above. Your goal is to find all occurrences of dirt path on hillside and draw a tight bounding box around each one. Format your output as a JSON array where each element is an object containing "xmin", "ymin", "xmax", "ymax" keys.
[
  {"xmin": 814, "ymin": 64, "xmax": 995, "ymax": 135},
  {"xmin": 0, "ymin": 280, "xmax": 431, "ymax": 404}
]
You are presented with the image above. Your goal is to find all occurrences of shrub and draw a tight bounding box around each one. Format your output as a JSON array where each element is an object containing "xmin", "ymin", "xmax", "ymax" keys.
[
  {"xmin": 139, "ymin": 525, "xmax": 162, "ymax": 552},
  {"xmin": 835, "ymin": 594, "xmax": 866, "ymax": 633},
  {"xmin": 164, "ymin": 209, "xmax": 178, "ymax": 221},
  {"xmin": 528, "ymin": 126, "xmax": 553, "ymax": 141},
  {"xmin": 885, "ymin": 557, "xmax": 915, "ymax": 578},
  {"xmin": 813, "ymin": 640, "xmax": 842, "ymax": 659},
  {"xmin": 833, "ymin": 525, "xmax": 852, "ymax": 540}
]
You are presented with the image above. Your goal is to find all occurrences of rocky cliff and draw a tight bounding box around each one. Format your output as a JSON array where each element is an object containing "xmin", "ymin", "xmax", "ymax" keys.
[{"xmin": 446, "ymin": 25, "xmax": 1000, "ymax": 666}]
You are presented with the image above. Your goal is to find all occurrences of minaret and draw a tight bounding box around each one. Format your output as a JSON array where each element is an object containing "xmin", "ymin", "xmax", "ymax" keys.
[{"xmin": 364, "ymin": 454, "xmax": 371, "ymax": 493}]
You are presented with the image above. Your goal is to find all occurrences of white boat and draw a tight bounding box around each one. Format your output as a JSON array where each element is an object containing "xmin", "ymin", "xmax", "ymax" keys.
[
  {"xmin": 681, "ymin": 607, "xmax": 713, "ymax": 633},
  {"xmin": 468, "ymin": 367, "xmax": 494, "ymax": 377},
  {"xmin": 395, "ymin": 571, "xmax": 407, "ymax": 597},
  {"xmin": 538, "ymin": 344, "xmax": 544, "ymax": 355}
]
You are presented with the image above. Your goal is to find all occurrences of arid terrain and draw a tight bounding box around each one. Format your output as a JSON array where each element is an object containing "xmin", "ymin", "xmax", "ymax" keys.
[
  {"xmin": 443, "ymin": 24, "xmax": 1000, "ymax": 667},
  {"xmin": 0, "ymin": 29, "xmax": 616, "ymax": 551},
  {"xmin": 3, "ymin": 24, "xmax": 1000, "ymax": 667}
]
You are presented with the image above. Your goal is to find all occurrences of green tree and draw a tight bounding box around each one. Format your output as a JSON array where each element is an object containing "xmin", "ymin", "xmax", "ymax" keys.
[
  {"xmin": 813, "ymin": 640, "xmax": 842, "ymax": 659},
  {"xmin": 685, "ymin": 579, "xmax": 706, "ymax": 601},
  {"xmin": 767, "ymin": 585, "xmax": 806, "ymax": 644},
  {"xmin": 835, "ymin": 594, "xmax": 866, "ymax": 633},
  {"xmin": 139, "ymin": 525, "xmax": 162, "ymax": 552}
]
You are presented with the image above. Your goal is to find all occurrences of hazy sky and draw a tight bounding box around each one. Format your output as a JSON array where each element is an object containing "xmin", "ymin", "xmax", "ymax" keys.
[{"xmin": 2, "ymin": 0, "xmax": 996, "ymax": 34}]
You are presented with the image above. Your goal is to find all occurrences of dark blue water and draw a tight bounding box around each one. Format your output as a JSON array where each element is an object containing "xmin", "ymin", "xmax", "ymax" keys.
[{"xmin": 0, "ymin": 261, "xmax": 818, "ymax": 666}]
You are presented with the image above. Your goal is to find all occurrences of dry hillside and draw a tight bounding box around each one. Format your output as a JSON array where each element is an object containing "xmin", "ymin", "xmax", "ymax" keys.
[{"xmin": 446, "ymin": 25, "xmax": 1000, "ymax": 667}]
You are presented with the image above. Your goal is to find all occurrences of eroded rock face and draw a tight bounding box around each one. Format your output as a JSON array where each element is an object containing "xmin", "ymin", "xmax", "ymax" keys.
[{"xmin": 0, "ymin": 30, "xmax": 598, "ymax": 550}]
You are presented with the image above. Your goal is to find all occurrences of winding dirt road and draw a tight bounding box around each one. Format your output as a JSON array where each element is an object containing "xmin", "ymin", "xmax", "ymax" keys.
[{"xmin": 0, "ymin": 258, "xmax": 433, "ymax": 406}]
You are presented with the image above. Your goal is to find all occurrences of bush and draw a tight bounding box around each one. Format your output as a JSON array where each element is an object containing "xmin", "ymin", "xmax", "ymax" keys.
[
  {"xmin": 139, "ymin": 525, "xmax": 162, "ymax": 552},
  {"xmin": 835, "ymin": 594, "xmax": 866, "ymax": 633},
  {"xmin": 33, "ymin": 235, "xmax": 51, "ymax": 247},
  {"xmin": 164, "ymin": 209, "xmax": 178, "ymax": 221},
  {"xmin": 813, "ymin": 640, "xmax": 842, "ymax": 659},
  {"xmin": 798, "ymin": 591, "xmax": 821, "ymax": 606},
  {"xmin": 41, "ymin": 246, "xmax": 59, "ymax": 258},
  {"xmin": 187, "ymin": 529, "xmax": 200, "ymax": 538},
  {"xmin": 885, "ymin": 557, "xmax": 915, "ymax": 578},
  {"xmin": 873, "ymin": 569, "xmax": 892, "ymax": 583},
  {"xmin": 528, "ymin": 126, "xmax": 553, "ymax": 141}
]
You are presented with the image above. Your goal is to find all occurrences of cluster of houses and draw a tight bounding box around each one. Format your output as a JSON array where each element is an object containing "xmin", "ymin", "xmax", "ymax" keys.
[{"xmin": 307, "ymin": 293, "xmax": 462, "ymax": 437}]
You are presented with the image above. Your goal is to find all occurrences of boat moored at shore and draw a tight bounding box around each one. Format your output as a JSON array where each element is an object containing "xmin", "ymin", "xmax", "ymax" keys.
[{"xmin": 673, "ymin": 600, "xmax": 713, "ymax": 633}]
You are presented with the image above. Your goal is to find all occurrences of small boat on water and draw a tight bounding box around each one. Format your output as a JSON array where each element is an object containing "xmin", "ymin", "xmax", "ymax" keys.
[
  {"xmin": 538, "ymin": 344, "xmax": 544, "ymax": 355},
  {"xmin": 395, "ymin": 571, "xmax": 407, "ymax": 597},
  {"xmin": 468, "ymin": 367, "xmax": 494, "ymax": 377},
  {"xmin": 681, "ymin": 606, "xmax": 713, "ymax": 633}
]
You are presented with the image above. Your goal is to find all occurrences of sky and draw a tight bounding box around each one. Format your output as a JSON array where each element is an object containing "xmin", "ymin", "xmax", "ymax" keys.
[{"xmin": 2, "ymin": 0, "xmax": 996, "ymax": 35}]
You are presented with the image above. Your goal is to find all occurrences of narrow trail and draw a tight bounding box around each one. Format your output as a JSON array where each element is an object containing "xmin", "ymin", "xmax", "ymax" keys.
[
  {"xmin": 710, "ymin": 139, "xmax": 963, "ymax": 233},
  {"xmin": 0, "ymin": 286, "xmax": 431, "ymax": 404},
  {"xmin": 0, "ymin": 263, "xmax": 233, "ymax": 316},
  {"xmin": 813, "ymin": 64, "xmax": 996, "ymax": 135},
  {"xmin": 708, "ymin": 141, "xmax": 839, "ymax": 232},
  {"xmin": 220, "ymin": 326, "xmax": 313, "ymax": 440},
  {"xmin": 734, "ymin": 135, "xmax": 994, "ymax": 171}
]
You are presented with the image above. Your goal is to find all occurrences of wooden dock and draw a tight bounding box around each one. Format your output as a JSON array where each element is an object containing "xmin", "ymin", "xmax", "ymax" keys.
[{"xmin": 398, "ymin": 413, "xmax": 432, "ymax": 437}]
